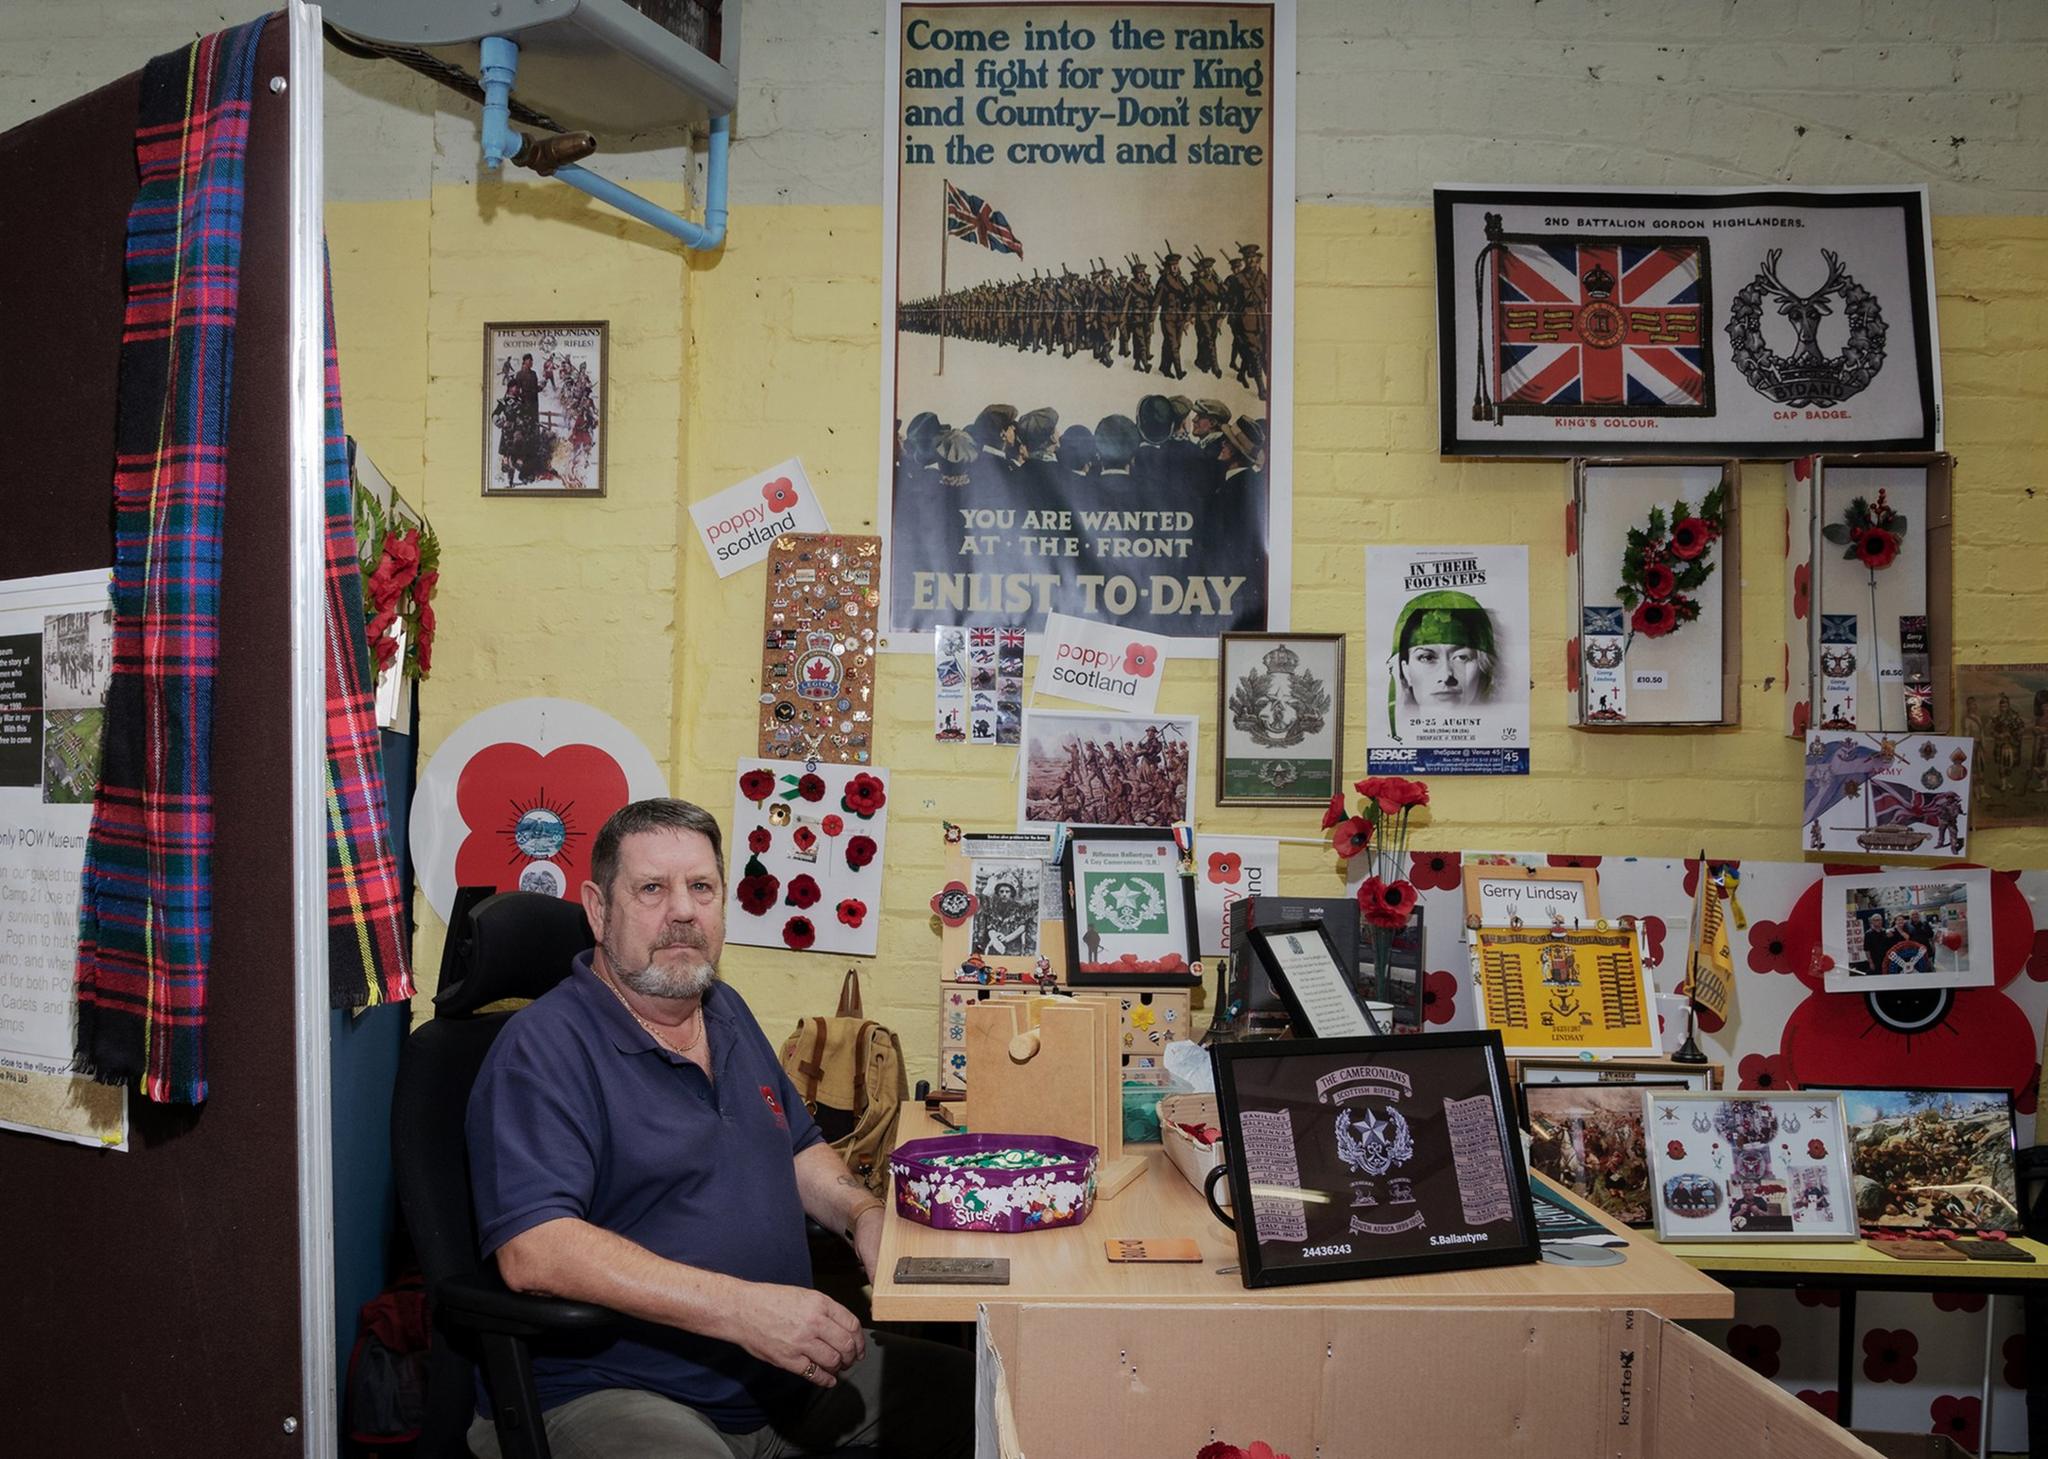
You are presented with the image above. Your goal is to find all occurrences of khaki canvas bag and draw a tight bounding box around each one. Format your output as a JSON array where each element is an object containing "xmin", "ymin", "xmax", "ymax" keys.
[{"xmin": 777, "ymin": 969, "xmax": 906, "ymax": 1197}]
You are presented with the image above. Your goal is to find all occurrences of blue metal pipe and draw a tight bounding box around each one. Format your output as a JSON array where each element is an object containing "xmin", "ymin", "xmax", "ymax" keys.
[{"xmin": 476, "ymin": 35, "xmax": 729, "ymax": 252}]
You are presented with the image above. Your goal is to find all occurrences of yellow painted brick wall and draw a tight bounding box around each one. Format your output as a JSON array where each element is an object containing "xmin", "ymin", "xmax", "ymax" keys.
[{"xmin": 329, "ymin": 199, "xmax": 2048, "ymax": 1074}]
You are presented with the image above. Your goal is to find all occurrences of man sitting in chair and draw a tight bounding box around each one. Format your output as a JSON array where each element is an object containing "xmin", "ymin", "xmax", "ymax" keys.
[{"xmin": 467, "ymin": 798, "xmax": 972, "ymax": 1458}]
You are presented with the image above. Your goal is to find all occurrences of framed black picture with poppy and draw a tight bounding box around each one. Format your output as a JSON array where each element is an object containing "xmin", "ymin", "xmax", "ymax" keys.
[
  {"xmin": 1061, "ymin": 828, "xmax": 1201, "ymax": 988},
  {"xmin": 1205, "ymin": 1031, "xmax": 1540, "ymax": 1287},
  {"xmin": 1217, "ymin": 632, "xmax": 1344, "ymax": 806}
]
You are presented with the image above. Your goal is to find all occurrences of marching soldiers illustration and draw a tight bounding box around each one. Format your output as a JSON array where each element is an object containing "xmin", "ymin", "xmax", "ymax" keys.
[{"xmin": 898, "ymin": 241, "xmax": 1269, "ymax": 396}]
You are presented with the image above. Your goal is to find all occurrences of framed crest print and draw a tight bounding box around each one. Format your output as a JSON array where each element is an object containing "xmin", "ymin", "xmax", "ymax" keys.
[
  {"xmin": 1643, "ymin": 1091, "xmax": 1859, "ymax": 1242},
  {"xmin": 1217, "ymin": 633, "xmax": 1343, "ymax": 805},
  {"xmin": 483, "ymin": 321, "xmax": 607, "ymax": 497},
  {"xmin": 1061, "ymin": 828, "xmax": 1201, "ymax": 988},
  {"xmin": 1206, "ymin": 1032, "xmax": 1539, "ymax": 1287}
]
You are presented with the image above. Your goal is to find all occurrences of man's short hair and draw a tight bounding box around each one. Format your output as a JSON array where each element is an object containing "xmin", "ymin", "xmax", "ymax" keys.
[{"xmin": 589, "ymin": 798, "xmax": 725, "ymax": 899}]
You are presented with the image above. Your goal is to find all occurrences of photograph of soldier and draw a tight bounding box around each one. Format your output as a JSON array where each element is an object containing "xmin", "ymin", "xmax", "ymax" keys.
[
  {"xmin": 1955, "ymin": 665, "xmax": 2048, "ymax": 828},
  {"xmin": 886, "ymin": 3, "xmax": 1288, "ymax": 642},
  {"xmin": 484, "ymin": 323, "xmax": 607, "ymax": 495},
  {"xmin": 1018, "ymin": 710, "xmax": 1198, "ymax": 829},
  {"xmin": 970, "ymin": 861, "xmax": 1042, "ymax": 958}
]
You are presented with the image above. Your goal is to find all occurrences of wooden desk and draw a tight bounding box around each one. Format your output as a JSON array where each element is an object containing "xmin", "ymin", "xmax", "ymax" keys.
[
  {"xmin": 872, "ymin": 1102, "xmax": 1733, "ymax": 1324},
  {"xmin": 1658, "ymin": 1235, "xmax": 2048, "ymax": 1444}
]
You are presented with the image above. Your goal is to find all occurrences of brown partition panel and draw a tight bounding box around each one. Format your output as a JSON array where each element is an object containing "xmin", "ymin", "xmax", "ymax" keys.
[{"xmin": 0, "ymin": 23, "xmax": 308, "ymax": 1454}]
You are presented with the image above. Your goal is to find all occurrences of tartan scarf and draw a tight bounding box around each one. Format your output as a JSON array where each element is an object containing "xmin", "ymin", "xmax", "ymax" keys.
[{"xmin": 75, "ymin": 18, "xmax": 411, "ymax": 1105}]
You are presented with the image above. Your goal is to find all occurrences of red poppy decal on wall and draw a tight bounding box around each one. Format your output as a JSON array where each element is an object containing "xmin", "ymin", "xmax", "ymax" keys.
[
  {"xmin": 1410, "ymin": 850, "xmax": 1461, "ymax": 891},
  {"xmin": 1422, "ymin": 970, "xmax": 1459, "ymax": 1026},
  {"xmin": 1863, "ymin": 1329, "xmax": 1919, "ymax": 1384},
  {"xmin": 761, "ymin": 476, "xmax": 799, "ymax": 513},
  {"xmin": 1725, "ymin": 1323, "xmax": 1781, "ymax": 1380},
  {"xmin": 1122, "ymin": 643, "xmax": 1158, "ymax": 678},
  {"xmin": 455, "ymin": 742, "xmax": 630, "ymax": 901},
  {"xmin": 1207, "ymin": 851, "xmax": 1242, "ymax": 884},
  {"xmin": 1930, "ymin": 1395, "xmax": 1980, "ymax": 1453}
]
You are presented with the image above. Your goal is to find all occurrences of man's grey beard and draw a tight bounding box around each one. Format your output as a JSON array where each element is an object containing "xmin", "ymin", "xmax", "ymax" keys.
[{"xmin": 605, "ymin": 933, "xmax": 720, "ymax": 1001}]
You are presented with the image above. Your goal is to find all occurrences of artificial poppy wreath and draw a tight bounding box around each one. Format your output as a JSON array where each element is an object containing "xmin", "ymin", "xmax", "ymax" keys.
[{"xmin": 1616, "ymin": 483, "xmax": 1727, "ymax": 642}]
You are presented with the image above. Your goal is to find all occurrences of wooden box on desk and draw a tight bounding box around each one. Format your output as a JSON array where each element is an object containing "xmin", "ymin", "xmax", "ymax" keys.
[
  {"xmin": 938, "ymin": 985, "xmax": 1192, "ymax": 1093},
  {"xmin": 977, "ymin": 1304, "xmax": 1885, "ymax": 1459}
]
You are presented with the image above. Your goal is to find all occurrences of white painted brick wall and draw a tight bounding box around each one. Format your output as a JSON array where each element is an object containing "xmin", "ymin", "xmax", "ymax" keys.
[{"xmin": 4, "ymin": 1, "xmax": 2042, "ymax": 211}]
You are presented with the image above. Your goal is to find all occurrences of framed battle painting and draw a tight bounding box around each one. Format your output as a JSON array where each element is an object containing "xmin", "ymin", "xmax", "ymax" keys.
[
  {"xmin": 1643, "ymin": 1091, "xmax": 1859, "ymax": 1242},
  {"xmin": 1809, "ymin": 1086, "xmax": 2022, "ymax": 1234},
  {"xmin": 1217, "ymin": 632, "xmax": 1343, "ymax": 805},
  {"xmin": 1061, "ymin": 828, "xmax": 1201, "ymax": 988},
  {"xmin": 483, "ymin": 321, "xmax": 608, "ymax": 497},
  {"xmin": 1208, "ymin": 1032, "xmax": 1539, "ymax": 1287}
]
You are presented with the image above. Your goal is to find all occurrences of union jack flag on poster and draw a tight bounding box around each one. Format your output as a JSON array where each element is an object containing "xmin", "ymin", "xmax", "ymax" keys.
[
  {"xmin": 1473, "ymin": 217, "xmax": 1711, "ymax": 421},
  {"xmin": 944, "ymin": 181, "xmax": 1024, "ymax": 258}
]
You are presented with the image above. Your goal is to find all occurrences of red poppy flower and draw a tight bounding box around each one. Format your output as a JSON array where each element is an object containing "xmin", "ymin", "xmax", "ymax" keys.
[
  {"xmin": 735, "ymin": 872, "xmax": 781, "ymax": 917},
  {"xmin": 2004, "ymin": 1334, "xmax": 2026, "ymax": 1390},
  {"xmin": 1666, "ymin": 1140, "xmax": 1686, "ymax": 1160},
  {"xmin": 1792, "ymin": 561, "xmax": 1811, "ymax": 621},
  {"xmin": 1422, "ymin": 969, "xmax": 1459, "ymax": 1026},
  {"xmin": 1409, "ymin": 850, "xmax": 1461, "ymax": 892},
  {"xmin": 1122, "ymin": 643, "xmax": 1158, "ymax": 678},
  {"xmin": 795, "ymin": 773, "xmax": 826, "ymax": 803},
  {"xmin": 1725, "ymin": 1324, "xmax": 1781, "ymax": 1380},
  {"xmin": 747, "ymin": 827, "xmax": 772, "ymax": 855},
  {"xmin": 454, "ymin": 741, "xmax": 630, "ymax": 901},
  {"xmin": 821, "ymin": 814, "xmax": 844, "ymax": 838},
  {"xmin": 793, "ymin": 826, "xmax": 819, "ymax": 856},
  {"xmin": 1863, "ymin": 1329, "xmax": 1919, "ymax": 1384},
  {"xmin": 1640, "ymin": 562, "xmax": 1677, "ymax": 601},
  {"xmin": 1630, "ymin": 600, "xmax": 1677, "ymax": 638},
  {"xmin": 929, "ymin": 881, "xmax": 977, "ymax": 927},
  {"xmin": 1547, "ymin": 855, "xmax": 1601, "ymax": 870},
  {"xmin": 1796, "ymin": 1288, "xmax": 1841, "ymax": 1309},
  {"xmin": 413, "ymin": 567, "xmax": 440, "ymax": 606},
  {"xmin": 782, "ymin": 916, "xmax": 816, "ymax": 950},
  {"xmin": 842, "ymin": 773, "xmax": 887, "ymax": 818},
  {"xmin": 1669, "ymin": 516, "xmax": 1714, "ymax": 561},
  {"xmin": 846, "ymin": 835, "xmax": 877, "ymax": 869},
  {"xmin": 1792, "ymin": 699, "xmax": 1811, "ymax": 735},
  {"xmin": 1737, "ymin": 1052, "xmax": 1792, "ymax": 1091},
  {"xmin": 1320, "ymin": 793, "xmax": 1347, "ymax": 830},
  {"xmin": 836, "ymin": 898, "xmax": 867, "ymax": 929},
  {"xmin": 1853, "ymin": 526, "xmax": 1901, "ymax": 571},
  {"xmin": 739, "ymin": 768, "xmax": 776, "ymax": 804},
  {"xmin": 1931, "ymin": 1395, "xmax": 1980, "ymax": 1452},
  {"xmin": 1807, "ymin": 1139, "xmax": 1827, "ymax": 1161},
  {"xmin": 1746, "ymin": 918, "xmax": 1804, "ymax": 976},
  {"xmin": 1934, "ymin": 1291, "xmax": 1986, "ymax": 1314},
  {"xmin": 1355, "ymin": 775, "xmax": 1429, "ymax": 813},
  {"xmin": 1207, "ymin": 851, "xmax": 1242, "ymax": 885},
  {"xmin": 1796, "ymin": 1391, "xmax": 1838, "ymax": 1421},
  {"xmin": 1793, "ymin": 456, "xmax": 1813, "ymax": 483},
  {"xmin": 761, "ymin": 476, "xmax": 800, "ymax": 513},
  {"xmin": 785, "ymin": 874, "xmax": 821, "ymax": 909},
  {"xmin": 1331, "ymin": 817, "xmax": 1373, "ymax": 859},
  {"xmin": 1638, "ymin": 915, "xmax": 1669, "ymax": 972},
  {"xmin": 1357, "ymin": 877, "xmax": 1416, "ymax": 930}
]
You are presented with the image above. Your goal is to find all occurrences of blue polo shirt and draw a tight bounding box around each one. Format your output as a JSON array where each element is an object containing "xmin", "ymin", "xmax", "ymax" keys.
[{"xmin": 467, "ymin": 953, "xmax": 824, "ymax": 1431}]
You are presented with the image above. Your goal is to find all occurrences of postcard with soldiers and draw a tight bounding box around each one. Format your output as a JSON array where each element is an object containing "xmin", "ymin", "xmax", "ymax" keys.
[{"xmin": 880, "ymin": 2, "xmax": 1295, "ymax": 649}]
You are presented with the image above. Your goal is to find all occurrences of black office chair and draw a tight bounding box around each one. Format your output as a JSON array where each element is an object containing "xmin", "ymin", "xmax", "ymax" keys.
[{"xmin": 392, "ymin": 889, "xmax": 619, "ymax": 1459}]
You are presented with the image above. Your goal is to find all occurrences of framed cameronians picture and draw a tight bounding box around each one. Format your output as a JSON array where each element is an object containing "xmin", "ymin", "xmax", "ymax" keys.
[
  {"xmin": 1217, "ymin": 632, "xmax": 1344, "ymax": 806},
  {"xmin": 483, "ymin": 321, "xmax": 608, "ymax": 497}
]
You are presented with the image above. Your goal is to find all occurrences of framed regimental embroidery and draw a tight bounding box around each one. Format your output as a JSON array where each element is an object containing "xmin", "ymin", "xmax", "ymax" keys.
[
  {"xmin": 758, "ymin": 532, "xmax": 882, "ymax": 766},
  {"xmin": 1809, "ymin": 1086, "xmax": 2023, "ymax": 1234},
  {"xmin": 1643, "ymin": 1091, "xmax": 1859, "ymax": 1242},
  {"xmin": 1802, "ymin": 731, "xmax": 1973, "ymax": 861},
  {"xmin": 1469, "ymin": 925, "xmax": 1659, "ymax": 1060},
  {"xmin": 1216, "ymin": 633, "xmax": 1344, "ymax": 805},
  {"xmin": 483, "ymin": 321, "xmax": 607, "ymax": 496},
  {"xmin": 1061, "ymin": 828, "xmax": 1201, "ymax": 988},
  {"xmin": 1817, "ymin": 867, "xmax": 1993, "ymax": 994},
  {"xmin": 1786, "ymin": 453, "xmax": 1953, "ymax": 738},
  {"xmin": 1247, "ymin": 920, "xmax": 1384, "ymax": 1039},
  {"xmin": 1569, "ymin": 460, "xmax": 1741, "ymax": 728},
  {"xmin": 1434, "ymin": 185, "xmax": 1941, "ymax": 458},
  {"xmin": 1206, "ymin": 1032, "xmax": 1539, "ymax": 1287},
  {"xmin": 1460, "ymin": 861, "xmax": 1600, "ymax": 929}
]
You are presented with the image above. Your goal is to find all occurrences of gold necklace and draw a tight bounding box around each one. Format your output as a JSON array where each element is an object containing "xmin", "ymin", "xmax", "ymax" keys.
[{"xmin": 597, "ymin": 965, "xmax": 706, "ymax": 1056}]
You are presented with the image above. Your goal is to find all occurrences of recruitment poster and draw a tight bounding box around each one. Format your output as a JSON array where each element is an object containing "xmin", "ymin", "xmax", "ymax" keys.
[
  {"xmin": 0, "ymin": 569, "xmax": 126, "ymax": 1149},
  {"xmin": 881, "ymin": 1, "xmax": 1295, "ymax": 653},
  {"xmin": 1364, "ymin": 546, "xmax": 1530, "ymax": 775}
]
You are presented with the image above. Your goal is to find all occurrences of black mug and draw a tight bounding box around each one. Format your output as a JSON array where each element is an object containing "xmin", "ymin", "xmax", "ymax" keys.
[{"xmin": 1203, "ymin": 1164, "xmax": 1235, "ymax": 1230}]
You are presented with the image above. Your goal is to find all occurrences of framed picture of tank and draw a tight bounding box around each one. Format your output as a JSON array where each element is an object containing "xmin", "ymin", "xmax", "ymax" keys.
[
  {"xmin": 1216, "ymin": 632, "xmax": 1345, "ymax": 805},
  {"xmin": 1808, "ymin": 1086, "xmax": 2022, "ymax": 1234},
  {"xmin": 483, "ymin": 321, "xmax": 608, "ymax": 497}
]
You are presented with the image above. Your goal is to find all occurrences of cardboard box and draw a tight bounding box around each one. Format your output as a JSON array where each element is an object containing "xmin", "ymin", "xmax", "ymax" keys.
[
  {"xmin": 1850, "ymin": 1436, "xmax": 1972, "ymax": 1459},
  {"xmin": 977, "ymin": 1303, "xmax": 1884, "ymax": 1459}
]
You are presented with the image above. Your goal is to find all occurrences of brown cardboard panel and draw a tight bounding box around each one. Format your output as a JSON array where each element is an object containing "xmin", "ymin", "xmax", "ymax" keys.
[{"xmin": 1653, "ymin": 1322, "xmax": 1886, "ymax": 1459}]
